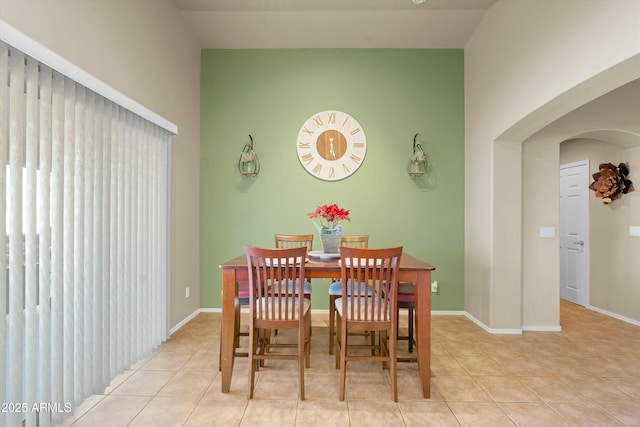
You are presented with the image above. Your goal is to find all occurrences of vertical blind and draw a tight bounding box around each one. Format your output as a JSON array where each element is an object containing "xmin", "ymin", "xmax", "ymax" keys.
[{"xmin": 1, "ymin": 40, "xmax": 171, "ymax": 427}]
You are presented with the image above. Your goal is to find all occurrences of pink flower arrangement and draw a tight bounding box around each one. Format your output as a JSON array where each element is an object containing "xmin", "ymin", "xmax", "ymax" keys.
[{"xmin": 307, "ymin": 203, "xmax": 350, "ymax": 232}]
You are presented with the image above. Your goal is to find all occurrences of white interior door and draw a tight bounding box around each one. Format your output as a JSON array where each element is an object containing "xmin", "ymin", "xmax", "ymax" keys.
[{"xmin": 560, "ymin": 160, "xmax": 590, "ymax": 306}]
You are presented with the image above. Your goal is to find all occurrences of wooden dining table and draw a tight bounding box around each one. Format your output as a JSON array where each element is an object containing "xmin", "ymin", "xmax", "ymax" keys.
[{"xmin": 218, "ymin": 251, "xmax": 435, "ymax": 398}]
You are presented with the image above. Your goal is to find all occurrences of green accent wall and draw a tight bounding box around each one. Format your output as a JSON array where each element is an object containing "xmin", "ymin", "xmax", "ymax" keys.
[{"xmin": 200, "ymin": 49, "xmax": 464, "ymax": 310}]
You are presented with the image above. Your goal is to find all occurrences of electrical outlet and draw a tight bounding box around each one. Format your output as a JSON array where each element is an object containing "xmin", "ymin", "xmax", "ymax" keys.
[
  {"xmin": 431, "ymin": 281, "xmax": 438, "ymax": 293},
  {"xmin": 185, "ymin": 287, "xmax": 190, "ymax": 298}
]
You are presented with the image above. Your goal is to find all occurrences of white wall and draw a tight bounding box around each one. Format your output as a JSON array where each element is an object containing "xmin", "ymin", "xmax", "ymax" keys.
[
  {"xmin": 560, "ymin": 137, "xmax": 640, "ymax": 322},
  {"xmin": 522, "ymin": 78, "xmax": 640, "ymax": 327},
  {"xmin": 0, "ymin": 0, "xmax": 202, "ymax": 328},
  {"xmin": 5, "ymin": 0, "xmax": 640, "ymax": 331},
  {"xmin": 465, "ymin": 0, "xmax": 640, "ymax": 329},
  {"xmin": 521, "ymin": 134, "xmax": 561, "ymax": 328}
]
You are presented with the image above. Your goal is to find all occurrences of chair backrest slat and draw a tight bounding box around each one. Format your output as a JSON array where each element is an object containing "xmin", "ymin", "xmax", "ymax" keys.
[
  {"xmin": 275, "ymin": 233, "xmax": 314, "ymax": 250},
  {"xmin": 339, "ymin": 246, "xmax": 403, "ymax": 323},
  {"xmin": 245, "ymin": 245, "xmax": 307, "ymax": 322},
  {"xmin": 340, "ymin": 234, "xmax": 369, "ymax": 249}
]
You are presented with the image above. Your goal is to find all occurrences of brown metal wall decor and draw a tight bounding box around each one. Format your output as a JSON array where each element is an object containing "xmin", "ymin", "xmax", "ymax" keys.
[{"xmin": 588, "ymin": 162, "xmax": 634, "ymax": 204}]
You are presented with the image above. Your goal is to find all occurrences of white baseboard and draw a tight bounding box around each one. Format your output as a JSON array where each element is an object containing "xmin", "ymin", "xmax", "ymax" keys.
[
  {"xmin": 174, "ymin": 308, "xmax": 578, "ymax": 336},
  {"xmin": 588, "ymin": 305, "xmax": 640, "ymax": 327},
  {"xmin": 522, "ymin": 325, "xmax": 562, "ymax": 332},
  {"xmin": 171, "ymin": 308, "xmax": 469, "ymax": 333},
  {"xmin": 169, "ymin": 308, "xmax": 201, "ymax": 336},
  {"xmin": 464, "ymin": 311, "xmax": 523, "ymax": 335}
]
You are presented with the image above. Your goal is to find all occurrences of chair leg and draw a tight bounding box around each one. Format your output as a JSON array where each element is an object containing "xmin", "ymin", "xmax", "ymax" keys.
[
  {"xmin": 299, "ymin": 321, "xmax": 306, "ymax": 400},
  {"xmin": 408, "ymin": 306, "xmax": 414, "ymax": 353},
  {"xmin": 307, "ymin": 293, "xmax": 312, "ymax": 337},
  {"xmin": 247, "ymin": 325, "xmax": 257, "ymax": 399},
  {"xmin": 335, "ymin": 312, "xmax": 342, "ymax": 369},
  {"xmin": 395, "ymin": 306, "xmax": 403, "ymax": 354},
  {"xmin": 305, "ymin": 312, "xmax": 312, "ymax": 368},
  {"xmin": 370, "ymin": 329, "xmax": 376, "ymax": 356},
  {"xmin": 329, "ymin": 295, "xmax": 337, "ymax": 355},
  {"xmin": 258, "ymin": 329, "xmax": 269, "ymax": 367},
  {"xmin": 389, "ymin": 327, "xmax": 398, "ymax": 402},
  {"xmin": 396, "ymin": 304, "xmax": 416, "ymax": 353},
  {"xmin": 338, "ymin": 316, "xmax": 347, "ymax": 401},
  {"xmin": 380, "ymin": 330, "xmax": 389, "ymax": 370},
  {"xmin": 395, "ymin": 306, "xmax": 399, "ymax": 340},
  {"xmin": 234, "ymin": 302, "xmax": 241, "ymax": 349}
]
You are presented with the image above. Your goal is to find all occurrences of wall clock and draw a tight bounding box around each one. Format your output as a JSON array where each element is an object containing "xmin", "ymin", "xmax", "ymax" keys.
[{"xmin": 296, "ymin": 110, "xmax": 367, "ymax": 181}]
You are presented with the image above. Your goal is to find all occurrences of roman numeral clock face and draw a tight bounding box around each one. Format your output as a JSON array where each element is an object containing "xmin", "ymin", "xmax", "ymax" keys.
[{"xmin": 296, "ymin": 110, "xmax": 367, "ymax": 181}]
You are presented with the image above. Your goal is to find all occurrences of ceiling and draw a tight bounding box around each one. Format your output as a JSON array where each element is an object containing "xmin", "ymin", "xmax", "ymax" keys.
[
  {"xmin": 172, "ymin": 0, "xmax": 499, "ymax": 48},
  {"xmin": 173, "ymin": 0, "xmax": 640, "ymax": 148}
]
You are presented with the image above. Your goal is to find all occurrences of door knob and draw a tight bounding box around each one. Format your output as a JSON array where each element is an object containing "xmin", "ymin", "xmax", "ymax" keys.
[{"xmin": 573, "ymin": 240, "xmax": 584, "ymax": 246}]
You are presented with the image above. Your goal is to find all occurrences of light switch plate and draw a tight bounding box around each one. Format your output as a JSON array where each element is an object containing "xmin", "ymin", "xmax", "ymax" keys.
[
  {"xmin": 540, "ymin": 227, "xmax": 556, "ymax": 238},
  {"xmin": 630, "ymin": 226, "xmax": 640, "ymax": 237}
]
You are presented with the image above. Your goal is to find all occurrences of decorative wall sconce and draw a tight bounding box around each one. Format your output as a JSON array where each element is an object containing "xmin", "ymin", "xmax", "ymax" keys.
[
  {"xmin": 407, "ymin": 133, "xmax": 428, "ymax": 177},
  {"xmin": 238, "ymin": 134, "xmax": 260, "ymax": 178}
]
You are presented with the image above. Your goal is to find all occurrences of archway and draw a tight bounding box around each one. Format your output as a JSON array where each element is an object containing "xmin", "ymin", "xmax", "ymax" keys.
[{"xmin": 510, "ymin": 61, "xmax": 640, "ymax": 329}]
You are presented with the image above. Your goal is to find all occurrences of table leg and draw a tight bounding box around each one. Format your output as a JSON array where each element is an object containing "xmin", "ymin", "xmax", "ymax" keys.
[
  {"xmin": 221, "ymin": 268, "xmax": 237, "ymax": 392},
  {"xmin": 414, "ymin": 270, "xmax": 431, "ymax": 398}
]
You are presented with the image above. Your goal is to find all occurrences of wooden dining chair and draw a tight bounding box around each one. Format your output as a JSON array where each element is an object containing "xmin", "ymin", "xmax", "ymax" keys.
[
  {"xmin": 397, "ymin": 281, "xmax": 416, "ymax": 354},
  {"xmin": 217, "ymin": 233, "xmax": 313, "ymax": 371},
  {"xmin": 273, "ymin": 233, "xmax": 313, "ymax": 340},
  {"xmin": 274, "ymin": 233, "xmax": 314, "ymax": 250},
  {"xmin": 328, "ymin": 234, "xmax": 369, "ymax": 355},
  {"xmin": 274, "ymin": 233, "xmax": 313, "ymax": 297},
  {"xmin": 335, "ymin": 246, "xmax": 403, "ymax": 401},
  {"xmin": 244, "ymin": 245, "xmax": 311, "ymax": 399}
]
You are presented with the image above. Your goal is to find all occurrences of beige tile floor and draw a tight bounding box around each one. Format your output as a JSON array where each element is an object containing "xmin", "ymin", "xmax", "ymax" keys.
[{"xmin": 56, "ymin": 300, "xmax": 640, "ymax": 426}]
